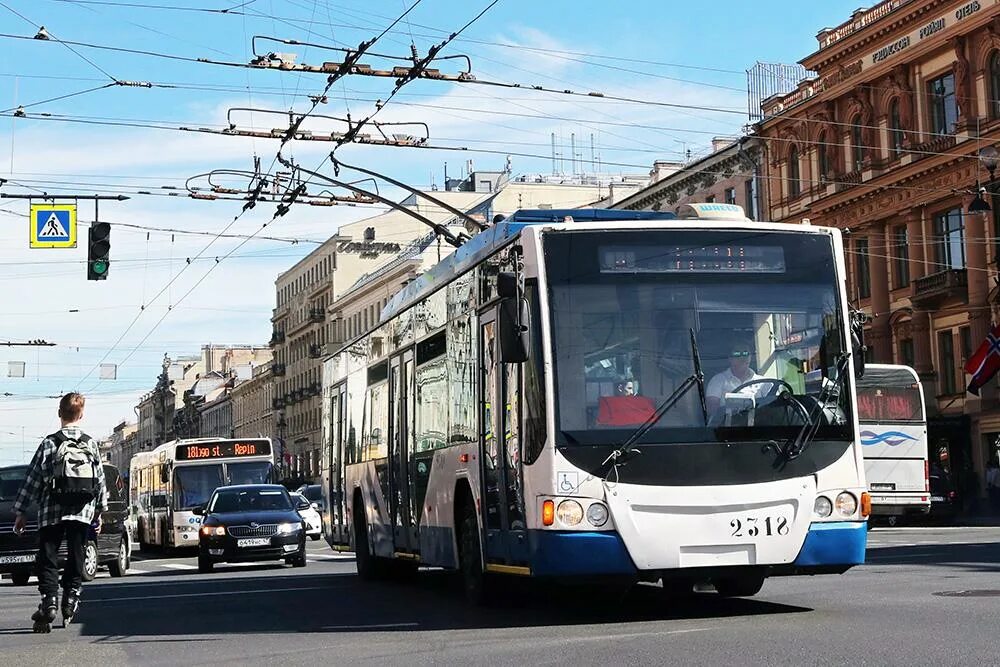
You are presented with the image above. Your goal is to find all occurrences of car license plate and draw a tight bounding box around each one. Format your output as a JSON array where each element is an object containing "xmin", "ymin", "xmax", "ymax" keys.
[
  {"xmin": 0, "ymin": 554, "xmax": 35, "ymax": 564},
  {"xmin": 871, "ymin": 483, "xmax": 896, "ymax": 491},
  {"xmin": 237, "ymin": 538, "xmax": 270, "ymax": 548},
  {"xmin": 728, "ymin": 514, "xmax": 791, "ymax": 538},
  {"xmin": 931, "ymin": 495, "xmax": 944, "ymax": 502}
]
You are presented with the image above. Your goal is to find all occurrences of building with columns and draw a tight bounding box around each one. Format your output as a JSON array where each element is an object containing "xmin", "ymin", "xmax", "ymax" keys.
[{"xmin": 757, "ymin": 0, "xmax": 1000, "ymax": 498}]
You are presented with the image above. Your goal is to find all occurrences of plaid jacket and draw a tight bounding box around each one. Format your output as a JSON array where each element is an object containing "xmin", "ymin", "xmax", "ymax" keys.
[{"xmin": 12, "ymin": 425, "xmax": 108, "ymax": 528}]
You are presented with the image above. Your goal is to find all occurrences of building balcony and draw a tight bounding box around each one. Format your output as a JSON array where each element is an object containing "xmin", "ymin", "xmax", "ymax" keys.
[
  {"xmin": 272, "ymin": 397, "xmax": 286, "ymax": 410},
  {"xmin": 308, "ymin": 307, "xmax": 326, "ymax": 324},
  {"xmin": 270, "ymin": 329, "xmax": 286, "ymax": 346},
  {"xmin": 308, "ymin": 344, "xmax": 323, "ymax": 359},
  {"xmin": 272, "ymin": 363, "xmax": 287, "ymax": 377},
  {"xmin": 912, "ymin": 269, "xmax": 968, "ymax": 308}
]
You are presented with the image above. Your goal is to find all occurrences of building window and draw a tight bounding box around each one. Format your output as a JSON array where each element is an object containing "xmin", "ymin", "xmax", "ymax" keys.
[
  {"xmin": 899, "ymin": 338, "xmax": 914, "ymax": 368},
  {"xmin": 855, "ymin": 237, "xmax": 871, "ymax": 299},
  {"xmin": 744, "ymin": 179, "xmax": 756, "ymax": 220},
  {"xmin": 893, "ymin": 225, "xmax": 909, "ymax": 288},
  {"xmin": 938, "ymin": 330, "xmax": 956, "ymax": 395},
  {"xmin": 706, "ymin": 195, "xmax": 715, "ymax": 203},
  {"xmin": 960, "ymin": 325, "xmax": 972, "ymax": 366},
  {"xmin": 934, "ymin": 208, "xmax": 965, "ymax": 271},
  {"xmin": 889, "ymin": 98, "xmax": 904, "ymax": 156},
  {"xmin": 724, "ymin": 187, "xmax": 736, "ymax": 205},
  {"xmin": 788, "ymin": 146, "xmax": 800, "ymax": 197},
  {"xmin": 990, "ymin": 51, "xmax": 1000, "ymax": 119},
  {"xmin": 850, "ymin": 115, "xmax": 865, "ymax": 171},
  {"xmin": 927, "ymin": 72, "xmax": 957, "ymax": 136},
  {"xmin": 817, "ymin": 131, "xmax": 829, "ymax": 179}
]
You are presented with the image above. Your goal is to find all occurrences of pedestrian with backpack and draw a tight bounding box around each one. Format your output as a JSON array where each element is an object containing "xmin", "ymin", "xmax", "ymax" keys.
[{"xmin": 12, "ymin": 392, "xmax": 107, "ymax": 633}]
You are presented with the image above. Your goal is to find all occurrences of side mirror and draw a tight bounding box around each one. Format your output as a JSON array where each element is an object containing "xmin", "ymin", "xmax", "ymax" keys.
[
  {"xmin": 498, "ymin": 296, "xmax": 529, "ymax": 363},
  {"xmin": 160, "ymin": 464, "xmax": 170, "ymax": 485},
  {"xmin": 192, "ymin": 505, "xmax": 205, "ymax": 516},
  {"xmin": 851, "ymin": 312, "xmax": 867, "ymax": 379},
  {"xmin": 297, "ymin": 500, "xmax": 310, "ymax": 510},
  {"xmin": 497, "ymin": 271, "xmax": 518, "ymax": 299}
]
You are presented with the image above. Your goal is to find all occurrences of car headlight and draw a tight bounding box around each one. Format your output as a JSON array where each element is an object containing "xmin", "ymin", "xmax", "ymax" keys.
[
  {"xmin": 276, "ymin": 522, "xmax": 301, "ymax": 535},
  {"xmin": 814, "ymin": 496, "xmax": 833, "ymax": 518},
  {"xmin": 586, "ymin": 502, "xmax": 609, "ymax": 527},
  {"xmin": 200, "ymin": 525, "xmax": 225, "ymax": 537},
  {"xmin": 556, "ymin": 500, "xmax": 583, "ymax": 526},
  {"xmin": 835, "ymin": 492, "xmax": 857, "ymax": 517}
]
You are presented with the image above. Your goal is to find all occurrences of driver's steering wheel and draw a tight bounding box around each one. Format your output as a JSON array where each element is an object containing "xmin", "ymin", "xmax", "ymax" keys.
[{"xmin": 726, "ymin": 378, "xmax": 812, "ymax": 424}]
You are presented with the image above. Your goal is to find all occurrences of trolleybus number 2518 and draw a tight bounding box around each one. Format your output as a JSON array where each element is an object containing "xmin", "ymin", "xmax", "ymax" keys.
[{"xmin": 730, "ymin": 516, "xmax": 790, "ymax": 538}]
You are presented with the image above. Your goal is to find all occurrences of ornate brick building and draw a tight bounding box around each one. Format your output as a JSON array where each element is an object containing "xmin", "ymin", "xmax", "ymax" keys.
[{"xmin": 758, "ymin": 0, "xmax": 1000, "ymax": 499}]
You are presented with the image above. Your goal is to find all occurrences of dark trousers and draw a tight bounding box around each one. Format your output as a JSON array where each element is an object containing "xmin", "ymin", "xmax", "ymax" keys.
[{"xmin": 36, "ymin": 521, "xmax": 88, "ymax": 597}]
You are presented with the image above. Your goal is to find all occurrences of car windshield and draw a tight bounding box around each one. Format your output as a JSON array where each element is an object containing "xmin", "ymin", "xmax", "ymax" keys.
[
  {"xmin": 0, "ymin": 467, "xmax": 27, "ymax": 502},
  {"xmin": 173, "ymin": 465, "xmax": 224, "ymax": 511},
  {"xmin": 227, "ymin": 461, "xmax": 273, "ymax": 486},
  {"xmin": 301, "ymin": 485, "xmax": 322, "ymax": 502},
  {"xmin": 544, "ymin": 229, "xmax": 853, "ymax": 446},
  {"xmin": 210, "ymin": 488, "xmax": 292, "ymax": 513},
  {"xmin": 291, "ymin": 492, "xmax": 309, "ymax": 506}
]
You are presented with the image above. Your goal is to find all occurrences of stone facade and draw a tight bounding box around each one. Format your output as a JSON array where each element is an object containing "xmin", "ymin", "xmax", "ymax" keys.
[{"xmin": 757, "ymin": 0, "xmax": 1000, "ymax": 499}]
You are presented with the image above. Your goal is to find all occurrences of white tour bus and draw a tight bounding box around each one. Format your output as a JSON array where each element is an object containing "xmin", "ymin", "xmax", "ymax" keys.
[
  {"xmin": 130, "ymin": 438, "xmax": 274, "ymax": 549},
  {"xmin": 320, "ymin": 204, "xmax": 870, "ymax": 602},
  {"xmin": 857, "ymin": 364, "xmax": 929, "ymax": 524}
]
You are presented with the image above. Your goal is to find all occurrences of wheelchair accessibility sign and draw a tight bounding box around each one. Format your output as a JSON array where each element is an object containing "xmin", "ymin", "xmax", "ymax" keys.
[{"xmin": 29, "ymin": 203, "xmax": 77, "ymax": 248}]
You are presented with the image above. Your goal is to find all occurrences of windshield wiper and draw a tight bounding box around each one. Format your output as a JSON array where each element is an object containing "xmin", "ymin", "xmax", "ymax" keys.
[
  {"xmin": 781, "ymin": 351, "xmax": 851, "ymax": 461},
  {"xmin": 602, "ymin": 329, "xmax": 706, "ymax": 469}
]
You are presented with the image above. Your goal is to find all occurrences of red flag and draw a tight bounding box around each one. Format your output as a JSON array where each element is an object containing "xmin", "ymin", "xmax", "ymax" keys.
[{"xmin": 965, "ymin": 323, "xmax": 1000, "ymax": 395}]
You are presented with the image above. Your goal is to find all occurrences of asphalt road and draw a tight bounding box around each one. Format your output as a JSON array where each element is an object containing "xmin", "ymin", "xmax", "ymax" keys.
[{"xmin": 1, "ymin": 527, "xmax": 999, "ymax": 666}]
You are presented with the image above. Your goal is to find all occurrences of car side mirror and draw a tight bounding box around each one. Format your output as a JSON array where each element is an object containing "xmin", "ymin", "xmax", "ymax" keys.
[
  {"xmin": 498, "ymin": 296, "xmax": 529, "ymax": 363},
  {"xmin": 851, "ymin": 311, "xmax": 867, "ymax": 379},
  {"xmin": 192, "ymin": 505, "xmax": 204, "ymax": 516},
  {"xmin": 296, "ymin": 500, "xmax": 310, "ymax": 510}
]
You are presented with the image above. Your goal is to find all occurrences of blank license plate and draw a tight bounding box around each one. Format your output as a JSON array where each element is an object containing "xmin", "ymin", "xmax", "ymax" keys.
[
  {"xmin": 0, "ymin": 554, "xmax": 35, "ymax": 564},
  {"xmin": 237, "ymin": 538, "xmax": 270, "ymax": 548}
]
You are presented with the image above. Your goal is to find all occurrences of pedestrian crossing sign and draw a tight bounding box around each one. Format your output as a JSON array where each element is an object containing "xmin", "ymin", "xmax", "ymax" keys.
[{"xmin": 29, "ymin": 203, "xmax": 77, "ymax": 248}]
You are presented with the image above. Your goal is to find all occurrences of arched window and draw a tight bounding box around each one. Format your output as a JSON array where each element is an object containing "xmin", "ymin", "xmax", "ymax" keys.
[
  {"xmin": 788, "ymin": 145, "xmax": 801, "ymax": 197},
  {"xmin": 817, "ymin": 131, "xmax": 829, "ymax": 179},
  {"xmin": 851, "ymin": 115, "xmax": 865, "ymax": 171},
  {"xmin": 889, "ymin": 99, "xmax": 904, "ymax": 157},
  {"xmin": 990, "ymin": 51, "xmax": 1000, "ymax": 119}
]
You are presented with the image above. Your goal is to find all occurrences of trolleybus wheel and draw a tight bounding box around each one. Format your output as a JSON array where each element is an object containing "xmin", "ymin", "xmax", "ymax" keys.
[
  {"xmin": 353, "ymin": 496, "xmax": 380, "ymax": 581},
  {"xmin": 714, "ymin": 574, "xmax": 765, "ymax": 598},
  {"xmin": 458, "ymin": 502, "xmax": 492, "ymax": 605}
]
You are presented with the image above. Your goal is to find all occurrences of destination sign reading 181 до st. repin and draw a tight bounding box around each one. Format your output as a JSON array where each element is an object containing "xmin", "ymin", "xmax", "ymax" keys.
[
  {"xmin": 599, "ymin": 245, "xmax": 786, "ymax": 274},
  {"xmin": 175, "ymin": 440, "xmax": 272, "ymax": 461}
]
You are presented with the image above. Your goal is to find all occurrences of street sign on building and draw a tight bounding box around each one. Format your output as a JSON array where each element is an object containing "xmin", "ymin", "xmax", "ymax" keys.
[{"xmin": 29, "ymin": 203, "xmax": 77, "ymax": 248}]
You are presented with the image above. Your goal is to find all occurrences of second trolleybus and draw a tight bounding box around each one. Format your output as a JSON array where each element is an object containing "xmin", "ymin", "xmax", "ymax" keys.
[{"xmin": 319, "ymin": 203, "xmax": 871, "ymax": 602}]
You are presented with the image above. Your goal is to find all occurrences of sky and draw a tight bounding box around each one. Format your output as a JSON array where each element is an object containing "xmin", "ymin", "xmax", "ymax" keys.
[{"xmin": 0, "ymin": 0, "xmax": 863, "ymax": 462}]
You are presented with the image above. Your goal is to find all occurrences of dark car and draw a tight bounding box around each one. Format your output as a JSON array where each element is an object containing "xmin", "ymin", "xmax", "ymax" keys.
[
  {"xmin": 1, "ymin": 463, "xmax": 131, "ymax": 586},
  {"xmin": 927, "ymin": 474, "xmax": 959, "ymax": 523},
  {"xmin": 195, "ymin": 484, "xmax": 307, "ymax": 573}
]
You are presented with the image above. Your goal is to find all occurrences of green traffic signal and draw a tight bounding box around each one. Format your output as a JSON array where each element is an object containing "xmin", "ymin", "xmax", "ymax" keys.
[{"xmin": 87, "ymin": 223, "xmax": 111, "ymax": 281}]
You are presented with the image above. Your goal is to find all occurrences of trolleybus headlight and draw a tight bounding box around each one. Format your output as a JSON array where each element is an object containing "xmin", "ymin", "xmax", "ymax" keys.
[
  {"xmin": 813, "ymin": 496, "xmax": 833, "ymax": 518},
  {"xmin": 835, "ymin": 492, "xmax": 858, "ymax": 517},
  {"xmin": 200, "ymin": 525, "xmax": 225, "ymax": 537},
  {"xmin": 556, "ymin": 500, "xmax": 584, "ymax": 526},
  {"xmin": 586, "ymin": 503, "xmax": 609, "ymax": 527}
]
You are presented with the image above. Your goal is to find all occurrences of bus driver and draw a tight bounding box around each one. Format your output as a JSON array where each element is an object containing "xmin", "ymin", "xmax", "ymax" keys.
[{"xmin": 706, "ymin": 341, "xmax": 767, "ymax": 413}]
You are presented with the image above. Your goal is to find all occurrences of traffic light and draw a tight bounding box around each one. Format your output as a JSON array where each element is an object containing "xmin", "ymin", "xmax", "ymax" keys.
[{"xmin": 87, "ymin": 222, "xmax": 111, "ymax": 280}]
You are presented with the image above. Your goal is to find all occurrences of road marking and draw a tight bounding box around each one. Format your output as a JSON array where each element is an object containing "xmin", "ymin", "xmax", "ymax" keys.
[
  {"xmin": 320, "ymin": 622, "xmax": 420, "ymax": 630},
  {"xmin": 866, "ymin": 551, "xmax": 950, "ymax": 561},
  {"xmin": 161, "ymin": 563, "xmax": 197, "ymax": 570},
  {"xmin": 88, "ymin": 585, "xmax": 347, "ymax": 604},
  {"xmin": 127, "ymin": 568, "xmax": 150, "ymax": 574}
]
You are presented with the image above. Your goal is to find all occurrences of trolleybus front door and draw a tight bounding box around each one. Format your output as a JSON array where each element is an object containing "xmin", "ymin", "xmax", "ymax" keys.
[{"xmin": 480, "ymin": 311, "xmax": 527, "ymax": 565}]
